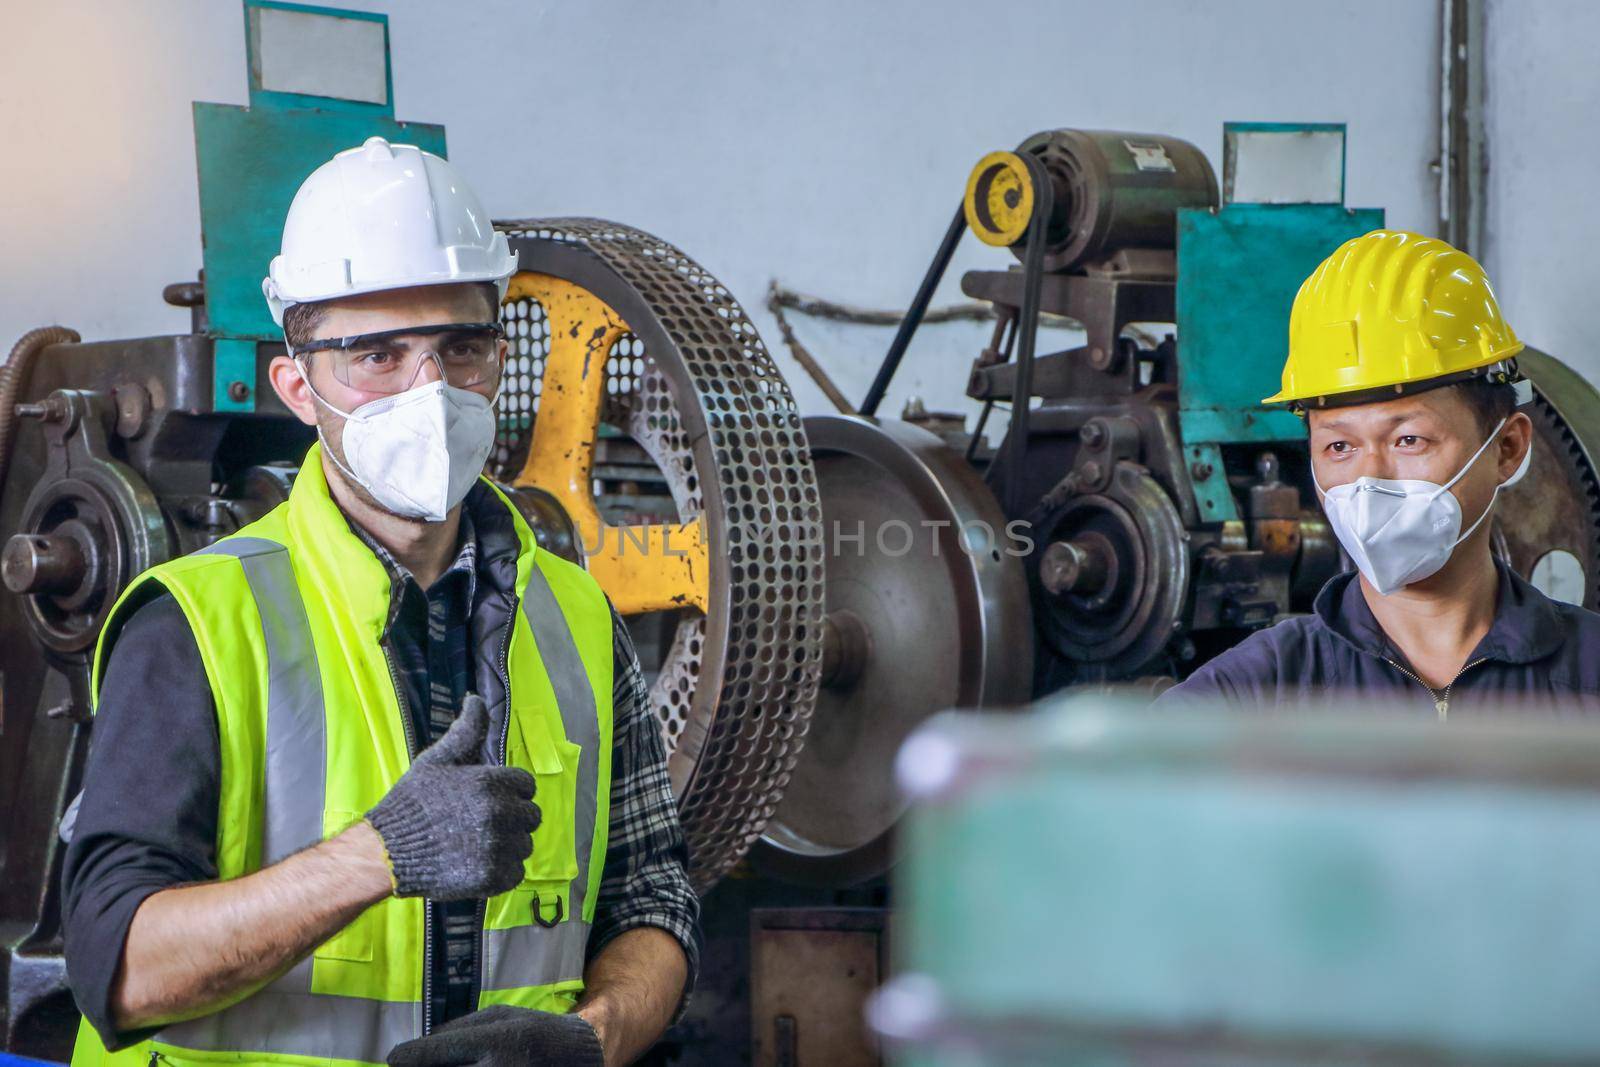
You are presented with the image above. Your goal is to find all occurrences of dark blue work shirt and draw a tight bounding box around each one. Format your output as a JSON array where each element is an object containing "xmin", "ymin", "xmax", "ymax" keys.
[{"xmin": 1159, "ymin": 563, "xmax": 1600, "ymax": 715}]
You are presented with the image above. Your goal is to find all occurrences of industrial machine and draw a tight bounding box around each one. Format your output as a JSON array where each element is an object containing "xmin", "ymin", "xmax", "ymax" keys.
[
  {"xmin": 750, "ymin": 123, "xmax": 1600, "ymax": 896},
  {"xmin": 6, "ymin": 6, "xmax": 1600, "ymax": 1065}
]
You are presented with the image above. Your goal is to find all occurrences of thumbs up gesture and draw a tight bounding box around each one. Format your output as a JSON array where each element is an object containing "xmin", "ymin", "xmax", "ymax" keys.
[{"xmin": 364, "ymin": 695, "xmax": 541, "ymax": 900}]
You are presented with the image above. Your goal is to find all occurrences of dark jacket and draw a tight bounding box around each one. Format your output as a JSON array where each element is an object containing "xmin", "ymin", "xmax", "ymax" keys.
[{"xmin": 1158, "ymin": 563, "xmax": 1600, "ymax": 714}]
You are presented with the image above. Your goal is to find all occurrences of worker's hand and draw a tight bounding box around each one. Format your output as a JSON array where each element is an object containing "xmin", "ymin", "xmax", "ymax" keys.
[
  {"xmin": 364, "ymin": 694, "xmax": 540, "ymax": 901},
  {"xmin": 387, "ymin": 1004, "xmax": 603, "ymax": 1067}
]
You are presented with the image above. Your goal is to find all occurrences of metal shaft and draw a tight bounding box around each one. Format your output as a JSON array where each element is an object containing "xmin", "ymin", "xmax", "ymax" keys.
[
  {"xmin": 820, "ymin": 609, "xmax": 871, "ymax": 690},
  {"xmin": 2, "ymin": 533, "xmax": 86, "ymax": 596}
]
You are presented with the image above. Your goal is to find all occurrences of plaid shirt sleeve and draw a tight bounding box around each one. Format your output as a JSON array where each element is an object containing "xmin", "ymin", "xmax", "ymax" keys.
[{"xmin": 586, "ymin": 601, "xmax": 701, "ymax": 1009}]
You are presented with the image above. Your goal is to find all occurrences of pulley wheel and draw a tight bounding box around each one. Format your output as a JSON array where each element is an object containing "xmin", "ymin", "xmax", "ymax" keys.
[
  {"xmin": 964, "ymin": 151, "xmax": 1034, "ymax": 248},
  {"xmin": 10, "ymin": 481, "xmax": 121, "ymax": 654},
  {"xmin": 12, "ymin": 459, "xmax": 168, "ymax": 656},
  {"xmin": 492, "ymin": 219, "xmax": 825, "ymax": 891},
  {"xmin": 1498, "ymin": 348, "xmax": 1600, "ymax": 608},
  {"xmin": 1029, "ymin": 463, "xmax": 1189, "ymax": 677},
  {"xmin": 751, "ymin": 416, "xmax": 1033, "ymax": 886}
]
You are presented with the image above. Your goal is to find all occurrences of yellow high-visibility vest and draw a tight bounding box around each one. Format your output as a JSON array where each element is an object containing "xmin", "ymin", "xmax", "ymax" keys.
[{"xmin": 71, "ymin": 445, "xmax": 613, "ymax": 1067}]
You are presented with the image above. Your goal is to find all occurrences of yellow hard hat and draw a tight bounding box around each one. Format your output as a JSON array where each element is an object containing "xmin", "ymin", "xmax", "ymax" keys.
[{"xmin": 1264, "ymin": 229, "xmax": 1523, "ymax": 406}]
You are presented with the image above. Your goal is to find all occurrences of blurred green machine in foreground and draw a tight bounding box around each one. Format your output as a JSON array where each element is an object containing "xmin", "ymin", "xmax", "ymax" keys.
[{"xmin": 875, "ymin": 700, "xmax": 1600, "ymax": 1066}]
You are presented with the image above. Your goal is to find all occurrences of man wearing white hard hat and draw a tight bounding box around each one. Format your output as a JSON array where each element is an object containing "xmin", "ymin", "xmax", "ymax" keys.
[{"xmin": 60, "ymin": 138, "xmax": 698, "ymax": 1067}]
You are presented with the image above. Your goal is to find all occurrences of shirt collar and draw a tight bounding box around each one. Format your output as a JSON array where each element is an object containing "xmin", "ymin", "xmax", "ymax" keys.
[
  {"xmin": 1313, "ymin": 560, "xmax": 1568, "ymax": 666},
  {"xmin": 348, "ymin": 509, "xmax": 478, "ymax": 599},
  {"xmin": 338, "ymin": 480, "xmax": 528, "ymax": 628}
]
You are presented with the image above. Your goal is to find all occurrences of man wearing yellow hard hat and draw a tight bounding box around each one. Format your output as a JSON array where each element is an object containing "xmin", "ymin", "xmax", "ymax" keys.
[{"xmin": 1162, "ymin": 230, "xmax": 1600, "ymax": 713}]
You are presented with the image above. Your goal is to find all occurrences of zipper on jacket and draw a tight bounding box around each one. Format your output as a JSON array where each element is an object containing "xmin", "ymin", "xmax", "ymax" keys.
[
  {"xmin": 1383, "ymin": 656, "xmax": 1489, "ymax": 720},
  {"xmin": 382, "ymin": 638, "xmax": 434, "ymax": 1037},
  {"xmin": 495, "ymin": 598, "xmax": 517, "ymax": 764},
  {"xmin": 1437, "ymin": 658, "xmax": 1489, "ymax": 719},
  {"xmin": 472, "ymin": 593, "xmax": 521, "ymax": 1012}
]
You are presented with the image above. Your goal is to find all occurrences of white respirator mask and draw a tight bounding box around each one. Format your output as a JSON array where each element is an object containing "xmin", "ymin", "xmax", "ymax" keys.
[
  {"xmin": 1313, "ymin": 417, "xmax": 1532, "ymax": 596},
  {"xmin": 297, "ymin": 366, "xmax": 498, "ymax": 523}
]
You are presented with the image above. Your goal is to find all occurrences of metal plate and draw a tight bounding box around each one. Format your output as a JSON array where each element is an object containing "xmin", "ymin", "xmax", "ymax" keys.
[
  {"xmin": 1176, "ymin": 203, "xmax": 1384, "ymax": 445},
  {"xmin": 751, "ymin": 909, "xmax": 888, "ymax": 1067},
  {"xmin": 752, "ymin": 416, "xmax": 1032, "ymax": 886},
  {"xmin": 492, "ymin": 220, "xmax": 824, "ymax": 890},
  {"xmin": 193, "ymin": 102, "xmax": 446, "ymax": 343}
]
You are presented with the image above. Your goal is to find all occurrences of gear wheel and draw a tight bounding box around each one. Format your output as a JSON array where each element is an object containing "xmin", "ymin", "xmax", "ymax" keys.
[{"xmin": 1497, "ymin": 349, "xmax": 1600, "ymax": 610}]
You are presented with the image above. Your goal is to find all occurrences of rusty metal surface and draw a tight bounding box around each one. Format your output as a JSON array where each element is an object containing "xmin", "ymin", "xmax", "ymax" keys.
[
  {"xmin": 491, "ymin": 220, "xmax": 825, "ymax": 890},
  {"xmin": 750, "ymin": 908, "xmax": 887, "ymax": 1067},
  {"xmin": 505, "ymin": 272, "xmax": 711, "ymax": 615}
]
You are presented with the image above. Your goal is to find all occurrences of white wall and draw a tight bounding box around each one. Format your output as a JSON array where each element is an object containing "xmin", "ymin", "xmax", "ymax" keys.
[
  {"xmin": 1484, "ymin": 0, "xmax": 1600, "ymax": 383},
  {"xmin": 1, "ymin": 0, "xmax": 1443, "ymax": 422}
]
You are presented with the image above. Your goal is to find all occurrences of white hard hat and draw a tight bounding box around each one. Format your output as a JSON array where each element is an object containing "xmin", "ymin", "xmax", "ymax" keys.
[{"xmin": 262, "ymin": 136, "xmax": 518, "ymax": 326}]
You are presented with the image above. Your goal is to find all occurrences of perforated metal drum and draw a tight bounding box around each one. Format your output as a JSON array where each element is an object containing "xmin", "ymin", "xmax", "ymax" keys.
[{"xmin": 492, "ymin": 219, "xmax": 825, "ymax": 890}]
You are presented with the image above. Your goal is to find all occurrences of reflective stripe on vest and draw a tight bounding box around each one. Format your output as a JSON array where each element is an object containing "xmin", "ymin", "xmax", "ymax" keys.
[
  {"xmin": 193, "ymin": 537, "xmax": 326, "ymax": 867},
  {"xmin": 481, "ymin": 563, "xmax": 601, "ymax": 990},
  {"xmin": 154, "ymin": 537, "xmax": 417, "ymax": 1062}
]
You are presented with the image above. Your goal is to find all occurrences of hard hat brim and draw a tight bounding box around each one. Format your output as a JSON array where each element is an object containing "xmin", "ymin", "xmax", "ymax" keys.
[
  {"xmin": 1262, "ymin": 342, "xmax": 1525, "ymax": 407},
  {"xmin": 264, "ymin": 266, "xmax": 516, "ymax": 328}
]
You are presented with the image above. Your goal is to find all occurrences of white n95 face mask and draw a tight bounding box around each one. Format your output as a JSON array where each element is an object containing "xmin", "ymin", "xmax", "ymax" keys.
[
  {"xmin": 1314, "ymin": 417, "xmax": 1532, "ymax": 596},
  {"xmin": 299, "ymin": 369, "xmax": 498, "ymax": 522}
]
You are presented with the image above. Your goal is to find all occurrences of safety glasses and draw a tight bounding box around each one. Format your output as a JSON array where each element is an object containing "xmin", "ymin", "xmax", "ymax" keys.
[{"xmin": 293, "ymin": 321, "xmax": 506, "ymax": 395}]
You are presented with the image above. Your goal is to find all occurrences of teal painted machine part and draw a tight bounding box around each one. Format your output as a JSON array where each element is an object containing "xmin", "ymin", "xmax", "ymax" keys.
[
  {"xmin": 211, "ymin": 338, "xmax": 259, "ymax": 413},
  {"xmin": 1184, "ymin": 441, "xmax": 1236, "ymax": 523},
  {"xmin": 192, "ymin": 103, "xmax": 448, "ymax": 347},
  {"xmin": 882, "ymin": 701, "xmax": 1600, "ymax": 1065},
  {"xmin": 194, "ymin": 2, "xmax": 447, "ymax": 411},
  {"xmin": 1175, "ymin": 203, "xmax": 1383, "ymax": 450}
]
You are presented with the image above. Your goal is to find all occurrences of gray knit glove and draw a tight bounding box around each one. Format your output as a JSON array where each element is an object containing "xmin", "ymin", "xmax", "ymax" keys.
[
  {"xmin": 365, "ymin": 695, "xmax": 540, "ymax": 901},
  {"xmin": 387, "ymin": 1004, "xmax": 603, "ymax": 1067}
]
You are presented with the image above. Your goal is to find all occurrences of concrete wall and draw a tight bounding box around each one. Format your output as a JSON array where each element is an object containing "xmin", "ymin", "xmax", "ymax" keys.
[
  {"xmin": 2, "ymin": 0, "xmax": 1443, "ymax": 423},
  {"xmin": 1484, "ymin": 0, "xmax": 1600, "ymax": 382}
]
